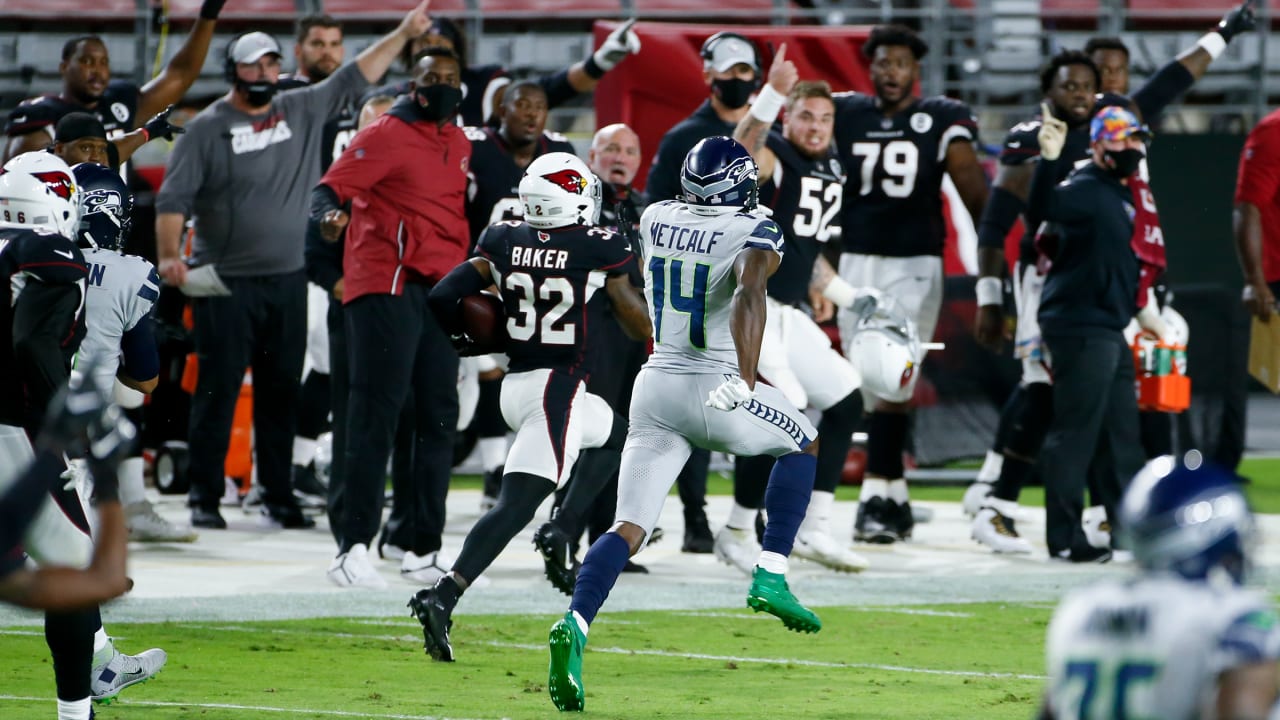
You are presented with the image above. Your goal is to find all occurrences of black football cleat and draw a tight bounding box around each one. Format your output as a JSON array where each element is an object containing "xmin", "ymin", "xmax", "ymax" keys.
[
  {"xmin": 409, "ymin": 586, "xmax": 455, "ymax": 662},
  {"xmin": 533, "ymin": 522, "xmax": 579, "ymax": 597}
]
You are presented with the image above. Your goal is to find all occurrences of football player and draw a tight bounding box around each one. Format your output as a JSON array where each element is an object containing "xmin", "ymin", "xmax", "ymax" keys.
[
  {"xmin": 2, "ymin": 0, "xmax": 225, "ymax": 164},
  {"xmin": 545, "ymin": 137, "xmax": 823, "ymax": 712},
  {"xmin": 0, "ymin": 362, "xmax": 135, "ymax": 611},
  {"xmin": 968, "ymin": 0, "xmax": 1257, "ymax": 553},
  {"xmin": 0, "ymin": 154, "xmax": 165, "ymax": 720},
  {"xmin": 832, "ymin": 24, "xmax": 989, "ymax": 544},
  {"xmin": 411, "ymin": 152, "xmax": 651, "ymax": 662},
  {"xmin": 70, "ymin": 162, "xmax": 195, "ymax": 543},
  {"xmin": 463, "ymin": 80, "xmax": 577, "ymax": 509},
  {"xmin": 1042, "ymin": 453, "xmax": 1280, "ymax": 719},
  {"xmin": 723, "ymin": 45, "xmax": 869, "ymax": 574}
]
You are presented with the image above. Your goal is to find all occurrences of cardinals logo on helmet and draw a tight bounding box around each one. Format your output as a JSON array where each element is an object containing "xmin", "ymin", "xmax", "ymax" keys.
[
  {"xmin": 31, "ymin": 171, "xmax": 75, "ymax": 201},
  {"xmin": 541, "ymin": 169, "xmax": 589, "ymax": 195}
]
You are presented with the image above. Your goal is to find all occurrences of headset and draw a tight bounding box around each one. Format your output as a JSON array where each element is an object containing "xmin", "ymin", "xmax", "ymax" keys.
[{"xmin": 699, "ymin": 31, "xmax": 762, "ymax": 77}]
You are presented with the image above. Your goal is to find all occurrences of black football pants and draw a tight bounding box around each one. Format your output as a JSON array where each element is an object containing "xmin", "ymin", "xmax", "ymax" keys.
[{"xmin": 338, "ymin": 285, "xmax": 458, "ymax": 555}]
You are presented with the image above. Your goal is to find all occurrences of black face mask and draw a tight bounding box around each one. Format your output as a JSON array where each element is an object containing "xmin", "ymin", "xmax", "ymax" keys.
[
  {"xmin": 711, "ymin": 77, "xmax": 756, "ymax": 109},
  {"xmin": 237, "ymin": 80, "xmax": 278, "ymax": 107},
  {"xmin": 1103, "ymin": 147, "xmax": 1145, "ymax": 178},
  {"xmin": 415, "ymin": 84, "xmax": 463, "ymax": 122}
]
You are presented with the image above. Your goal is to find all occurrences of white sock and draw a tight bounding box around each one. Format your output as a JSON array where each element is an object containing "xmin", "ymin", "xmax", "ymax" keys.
[
  {"xmin": 859, "ymin": 478, "xmax": 888, "ymax": 502},
  {"xmin": 756, "ymin": 550, "xmax": 788, "ymax": 575},
  {"xmin": 479, "ymin": 437, "xmax": 508, "ymax": 472},
  {"xmin": 116, "ymin": 457, "xmax": 146, "ymax": 506},
  {"xmin": 887, "ymin": 479, "xmax": 909, "ymax": 504},
  {"xmin": 571, "ymin": 610, "xmax": 589, "ymax": 636},
  {"xmin": 56, "ymin": 698, "xmax": 91, "ymax": 720},
  {"xmin": 725, "ymin": 502, "xmax": 757, "ymax": 530},
  {"xmin": 801, "ymin": 491, "xmax": 835, "ymax": 534},
  {"xmin": 93, "ymin": 627, "xmax": 110, "ymax": 655},
  {"xmin": 976, "ymin": 450, "xmax": 1003, "ymax": 483},
  {"xmin": 293, "ymin": 436, "xmax": 318, "ymax": 466}
]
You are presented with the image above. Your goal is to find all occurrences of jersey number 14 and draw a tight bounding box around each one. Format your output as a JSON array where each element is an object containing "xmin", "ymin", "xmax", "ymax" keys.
[{"xmin": 649, "ymin": 255, "xmax": 709, "ymax": 350}]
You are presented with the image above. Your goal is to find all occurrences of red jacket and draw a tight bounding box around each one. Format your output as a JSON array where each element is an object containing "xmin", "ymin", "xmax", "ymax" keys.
[{"xmin": 320, "ymin": 99, "xmax": 471, "ymax": 304}]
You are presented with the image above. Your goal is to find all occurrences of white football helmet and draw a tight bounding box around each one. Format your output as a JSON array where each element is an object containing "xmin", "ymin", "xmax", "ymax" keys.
[
  {"xmin": 0, "ymin": 151, "xmax": 81, "ymax": 237},
  {"xmin": 519, "ymin": 152, "xmax": 601, "ymax": 229},
  {"xmin": 846, "ymin": 294, "xmax": 922, "ymax": 403}
]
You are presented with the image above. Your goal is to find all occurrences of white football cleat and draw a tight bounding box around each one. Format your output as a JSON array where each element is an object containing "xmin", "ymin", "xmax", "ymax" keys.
[
  {"xmin": 327, "ymin": 543, "xmax": 388, "ymax": 588},
  {"xmin": 1082, "ymin": 505, "xmax": 1111, "ymax": 549},
  {"xmin": 90, "ymin": 641, "xmax": 167, "ymax": 703},
  {"xmin": 793, "ymin": 528, "xmax": 869, "ymax": 572},
  {"xmin": 125, "ymin": 501, "xmax": 198, "ymax": 543},
  {"xmin": 401, "ymin": 549, "xmax": 454, "ymax": 585},
  {"xmin": 961, "ymin": 481, "xmax": 993, "ymax": 518},
  {"xmin": 713, "ymin": 526, "xmax": 760, "ymax": 576},
  {"xmin": 971, "ymin": 499, "xmax": 1033, "ymax": 555}
]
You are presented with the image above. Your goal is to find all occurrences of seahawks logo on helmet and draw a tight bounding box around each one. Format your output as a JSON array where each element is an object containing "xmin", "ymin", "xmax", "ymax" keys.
[
  {"xmin": 83, "ymin": 189, "xmax": 125, "ymax": 224},
  {"xmin": 541, "ymin": 169, "xmax": 590, "ymax": 195}
]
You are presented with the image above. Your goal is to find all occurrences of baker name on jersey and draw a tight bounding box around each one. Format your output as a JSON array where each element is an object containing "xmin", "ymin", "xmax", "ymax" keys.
[
  {"xmin": 512, "ymin": 245, "xmax": 569, "ymax": 270},
  {"xmin": 231, "ymin": 119, "xmax": 293, "ymax": 155},
  {"xmin": 648, "ymin": 221, "xmax": 723, "ymax": 254}
]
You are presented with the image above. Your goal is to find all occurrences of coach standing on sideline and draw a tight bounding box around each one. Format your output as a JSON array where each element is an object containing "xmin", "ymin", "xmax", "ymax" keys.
[
  {"xmin": 1028, "ymin": 106, "xmax": 1151, "ymax": 562},
  {"xmin": 1235, "ymin": 106, "xmax": 1280, "ymax": 319},
  {"xmin": 311, "ymin": 47, "xmax": 471, "ymax": 588},
  {"xmin": 155, "ymin": 1, "xmax": 434, "ymax": 531}
]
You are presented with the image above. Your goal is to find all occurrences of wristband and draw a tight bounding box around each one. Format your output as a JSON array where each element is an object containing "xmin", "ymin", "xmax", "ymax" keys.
[
  {"xmin": 975, "ymin": 276, "xmax": 1002, "ymax": 307},
  {"xmin": 583, "ymin": 55, "xmax": 607, "ymax": 79},
  {"xmin": 821, "ymin": 276, "xmax": 857, "ymax": 309},
  {"xmin": 750, "ymin": 84, "xmax": 786, "ymax": 124},
  {"xmin": 1197, "ymin": 32, "xmax": 1227, "ymax": 59}
]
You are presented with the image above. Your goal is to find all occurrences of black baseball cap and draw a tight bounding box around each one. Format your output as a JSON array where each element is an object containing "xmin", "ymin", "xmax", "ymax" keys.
[{"xmin": 55, "ymin": 112, "xmax": 107, "ymax": 143}]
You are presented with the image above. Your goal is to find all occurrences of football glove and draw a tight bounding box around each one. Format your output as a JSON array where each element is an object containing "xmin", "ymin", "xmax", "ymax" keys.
[
  {"xmin": 449, "ymin": 332, "xmax": 481, "ymax": 357},
  {"xmin": 592, "ymin": 18, "xmax": 641, "ymax": 73},
  {"xmin": 706, "ymin": 375, "xmax": 753, "ymax": 412},
  {"xmin": 199, "ymin": 0, "xmax": 227, "ymax": 19},
  {"xmin": 143, "ymin": 105, "xmax": 185, "ymax": 142},
  {"xmin": 1217, "ymin": 0, "xmax": 1257, "ymax": 42}
]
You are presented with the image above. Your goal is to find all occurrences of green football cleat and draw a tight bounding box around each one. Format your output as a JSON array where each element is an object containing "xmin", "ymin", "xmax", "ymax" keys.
[
  {"xmin": 548, "ymin": 611, "xmax": 587, "ymax": 712},
  {"xmin": 746, "ymin": 566, "xmax": 822, "ymax": 633}
]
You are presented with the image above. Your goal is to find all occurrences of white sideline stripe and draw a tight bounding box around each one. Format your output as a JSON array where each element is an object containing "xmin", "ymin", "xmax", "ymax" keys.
[
  {"xmin": 0, "ymin": 695, "xmax": 503, "ymax": 720},
  {"xmin": 673, "ymin": 607, "xmax": 975, "ymax": 619},
  {"xmin": 479, "ymin": 641, "xmax": 1046, "ymax": 680},
  {"xmin": 172, "ymin": 624, "xmax": 1043, "ymax": 680}
]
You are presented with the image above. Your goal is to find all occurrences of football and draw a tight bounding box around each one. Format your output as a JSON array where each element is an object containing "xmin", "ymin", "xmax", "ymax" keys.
[{"xmin": 460, "ymin": 291, "xmax": 508, "ymax": 353}]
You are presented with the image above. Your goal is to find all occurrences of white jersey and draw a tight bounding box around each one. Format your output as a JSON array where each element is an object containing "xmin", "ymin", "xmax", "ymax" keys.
[
  {"xmin": 77, "ymin": 248, "xmax": 159, "ymax": 384},
  {"xmin": 1046, "ymin": 574, "xmax": 1280, "ymax": 720},
  {"xmin": 639, "ymin": 200, "xmax": 784, "ymax": 375}
]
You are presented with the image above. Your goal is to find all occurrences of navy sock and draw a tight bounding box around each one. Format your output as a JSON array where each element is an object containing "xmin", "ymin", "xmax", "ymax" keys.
[
  {"xmin": 762, "ymin": 452, "xmax": 817, "ymax": 557},
  {"xmin": 569, "ymin": 531, "xmax": 631, "ymax": 626}
]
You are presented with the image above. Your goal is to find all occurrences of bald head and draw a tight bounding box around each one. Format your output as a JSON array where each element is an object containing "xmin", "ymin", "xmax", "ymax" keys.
[{"xmin": 589, "ymin": 123, "xmax": 641, "ymax": 187}]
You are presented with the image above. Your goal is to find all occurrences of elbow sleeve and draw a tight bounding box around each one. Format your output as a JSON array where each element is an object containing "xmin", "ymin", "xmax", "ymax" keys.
[{"xmin": 120, "ymin": 320, "xmax": 159, "ymax": 383}]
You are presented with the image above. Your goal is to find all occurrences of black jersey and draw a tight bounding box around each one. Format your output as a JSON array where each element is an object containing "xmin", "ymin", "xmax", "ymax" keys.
[
  {"xmin": 833, "ymin": 93, "xmax": 978, "ymax": 258},
  {"xmin": 475, "ymin": 220, "xmax": 636, "ymax": 378},
  {"xmin": 760, "ymin": 131, "xmax": 845, "ymax": 306},
  {"xmin": 279, "ymin": 74, "xmax": 360, "ymax": 173},
  {"xmin": 0, "ymin": 227, "xmax": 88, "ymax": 429},
  {"xmin": 464, "ymin": 125, "xmax": 575, "ymax": 247},
  {"xmin": 1000, "ymin": 92, "xmax": 1136, "ymax": 263},
  {"xmin": 4, "ymin": 81, "xmax": 141, "ymax": 142}
]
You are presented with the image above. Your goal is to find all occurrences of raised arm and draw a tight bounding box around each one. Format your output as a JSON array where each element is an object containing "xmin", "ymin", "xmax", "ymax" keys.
[
  {"xmin": 729, "ymin": 248, "xmax": 780, "ymax": 389},
  {"xmin": 135, "ymin": 1, "xmax": 225, "ymax": 122},
  {"xmin": 355, "ymin": 0, "xmax": 432, "ymax": 85},
  {"xmin": 733, "ymin": 43, "xmax": 796, "ymax": 180}
]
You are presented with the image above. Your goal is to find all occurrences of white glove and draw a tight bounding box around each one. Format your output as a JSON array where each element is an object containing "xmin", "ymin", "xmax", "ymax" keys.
[
  {"xmin": 706, "ymin": 375, "xmax": 754, "ymax": 412},
  {"xmin": 592, "ymin": 18, "xmax": 641, "ymax": 72},
  {"xmin": 1037, "ymin": 102, "xmax": 1067, "ymax": 161}
]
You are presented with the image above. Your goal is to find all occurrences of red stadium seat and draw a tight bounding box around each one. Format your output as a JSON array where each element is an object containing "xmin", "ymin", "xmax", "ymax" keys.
[
  {"xmin": 0, "ymin": 0, "xmax": 136, "ymax": 19},
  {"xmin": 1126, "ymin": 0, "xmax": 1235, "ymax": 24},
  {"xmin": 323, "ymin": 0, "xmax": 468, "ymax": 19},
  {"xmin": 157, "ymin": 0, "xmax": 306, "ymax": 19}
]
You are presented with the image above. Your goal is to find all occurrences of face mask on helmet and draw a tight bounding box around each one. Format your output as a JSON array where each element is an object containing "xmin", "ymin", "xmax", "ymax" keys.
[
  {"xmin": 680, "ymin": 136, "xmax": 759, "ymax": 213},
  {"xmin": 519, "ymin": 152, "xmax": 601, "ymax": 230},
  {"xmin": 72, "ymin": 162, "xmax": 133, "ymax": 252},
  {"xmin": 845, "ymin": 296, "xmax": 921, "ymax": 403}
]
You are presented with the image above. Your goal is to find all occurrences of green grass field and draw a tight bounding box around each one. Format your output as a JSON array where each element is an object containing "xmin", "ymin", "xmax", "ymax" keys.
[{"xmin": 0, "ymin": 604, "xmax": 1049, "ymax": 719}]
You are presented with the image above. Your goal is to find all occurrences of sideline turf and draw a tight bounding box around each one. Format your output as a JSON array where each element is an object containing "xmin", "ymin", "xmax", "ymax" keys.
[{"xmin": 0, "ymin": 604, "xmax": 1047, "ymax": 719}]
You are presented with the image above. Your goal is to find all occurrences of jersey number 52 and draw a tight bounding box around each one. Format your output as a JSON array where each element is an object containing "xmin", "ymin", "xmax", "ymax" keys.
[{"xmin": 852, "ymin": 140, "xmax": 919, "ymax": 198}]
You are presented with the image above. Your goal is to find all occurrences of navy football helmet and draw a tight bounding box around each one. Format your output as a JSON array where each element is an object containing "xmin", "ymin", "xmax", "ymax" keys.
[
  {"xmin": 679, "ymin": 136, "xmax": 758, "ymax": 213},
  {"xmin": 1120, "ymin": 451, "xmax": 1255, "ymax": 585},
  {"xmin": 72, "ymin": 163, "xmax": 132, "ymax": 252}
]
